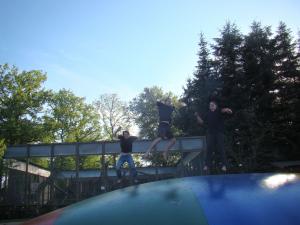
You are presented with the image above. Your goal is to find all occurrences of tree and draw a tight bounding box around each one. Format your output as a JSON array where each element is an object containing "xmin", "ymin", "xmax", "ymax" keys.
[
  {"xmin": 44, "ymin": 89, "xmax": 101, "ymax": 143},
  {"xmin": 212, "ymin": 22, "xmax": 244, "ymax": 108},
  {"xmin": 212, "ymin": 22, "xmax": 248, "ymax": 168},
  {"xmin": 179, "ymin": 33, "xmax": 218, "ymax": 136},
  {"xmin": 0, "ymin": 138, "xmax": 6, "ymax": 189},
  {"xmin": 94, "ymin": 94, "xmax": 132, "ymax": 141},
  {"xmin": 43, "ymin": 89, "xmax": 102, "ymax": 170},
  {"xmin": 239, "ymin": 22, "xmax": 277, "ymax": 168},
  {"xmin": 130, "ymin": 86, "xmax": 181, "ymax": 139},
  {"xmin": 272, "ymin": 22, "xmax": 300, "ymax": 159},
  {"xmin": 0, "ymin": 64, "xmax": 50, "ymax": 145}
]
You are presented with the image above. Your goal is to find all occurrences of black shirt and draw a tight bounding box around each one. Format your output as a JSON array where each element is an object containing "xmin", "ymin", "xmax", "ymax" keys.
[
  {"xmin": 157, "ymin": 101, "xmax": 174, "ymax": 123},
  {"xmin": 205, "ymin": 109, "xmax": 224, "ymax": 134},
  {"xmin": 118, "ymin": 135, "xmax": 137, "ymax": 153}
]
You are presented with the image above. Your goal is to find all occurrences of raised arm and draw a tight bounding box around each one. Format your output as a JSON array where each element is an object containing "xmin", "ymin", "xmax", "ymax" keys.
[
  {"xmin": 221, "ymin": 108, "xmax": 233, "ymax": 114},
  {"xmin": 117, "ymin": 134, "xmax": 123, "ymax": 139},
  {"xmin": 194, "ymin": 112, "xmax": 204, "ymax": 125}
]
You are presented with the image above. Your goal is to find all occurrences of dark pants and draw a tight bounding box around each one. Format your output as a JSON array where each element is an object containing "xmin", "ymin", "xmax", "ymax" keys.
[
  {"xmin": 205, "ymin": 133, "xmax": 226, "ymax": 167},
  {"xmin": 158, "ymin": 122, "xmax": 174, "ymax": 139}
]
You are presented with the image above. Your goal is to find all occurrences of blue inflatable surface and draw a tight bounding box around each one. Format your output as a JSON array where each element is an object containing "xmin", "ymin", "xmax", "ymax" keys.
[{"xmin": 22, "ymin": 173, "xmax": 300, "ymax": 225}]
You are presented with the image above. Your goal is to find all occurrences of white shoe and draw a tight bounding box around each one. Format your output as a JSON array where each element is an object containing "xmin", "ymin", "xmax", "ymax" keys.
[
  {"xmin": 221, "ymin": 166, "xmax": 227, "ymax": 172},
  {"xmin": 203, "ymin": 166, "xmax": 208, "ymax": 171},
  {"xmin": 117, "ymin": 179, "xmax": 122, "ymax": 184},
  {"xmin": 142, "ymin": 152, "xmax": 151, "ymax": 160}
]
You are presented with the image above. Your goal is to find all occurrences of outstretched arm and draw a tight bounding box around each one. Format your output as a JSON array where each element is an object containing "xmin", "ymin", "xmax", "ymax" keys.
[
  {"xmin": 194, "ymin": 112, "xmax": 204, "ymax": 125},
  {"xmin": 130, "ymin": 136, "xmax": 138, "ymax": 141},
  {"xmin": 221, "ymin": 108, "xmax": 233, "ymax": 114}
]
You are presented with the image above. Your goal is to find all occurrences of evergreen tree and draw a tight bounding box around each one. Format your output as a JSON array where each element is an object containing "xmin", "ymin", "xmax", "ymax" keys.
[
  {"xmin": 241, "ymin": 22, "xmax": 276, "ymax": 168},
  {"xmin": 179, "ymin": 33, "xmax": 217, "ymax": 136},
  {"xmin": 272, "ymin": 22, "xmax": 300, "ymax": 159},
  {"xmin": 212, "ymin": 22, "xmax": 245, "ymax": 168},
  {"xmin": 212, "ymin": 22, "xmax": 244, "ymax": 108}
]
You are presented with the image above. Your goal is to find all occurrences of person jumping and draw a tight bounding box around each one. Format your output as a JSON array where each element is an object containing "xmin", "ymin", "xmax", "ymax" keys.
[
  {"xmin": 116, "ymin": 131, "xmax": 138, "ymax": 184},
  {"xmin": 143, "ymin": 98, "xmax": 176, "ymax": 160}
]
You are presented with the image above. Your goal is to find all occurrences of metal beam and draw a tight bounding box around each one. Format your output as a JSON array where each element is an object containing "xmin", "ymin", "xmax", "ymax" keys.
[
  {"xmin": 56, "ymin": 167, "xmax": 177, "ymax": 178},
  {"xmin": 4, "ymin": 136, "xmax": 206, "ymax": 158}
]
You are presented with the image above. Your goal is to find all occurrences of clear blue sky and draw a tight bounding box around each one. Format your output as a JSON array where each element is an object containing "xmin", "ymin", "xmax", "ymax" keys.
[{"xmin": 1, "ymin": 0, "xmax": 299, "ymax": 103}]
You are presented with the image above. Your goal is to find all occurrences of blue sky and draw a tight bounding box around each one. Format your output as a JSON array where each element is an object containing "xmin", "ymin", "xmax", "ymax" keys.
[{"xmin": 1, "ymin": 0, "xmax": 299, "ymax": 103}]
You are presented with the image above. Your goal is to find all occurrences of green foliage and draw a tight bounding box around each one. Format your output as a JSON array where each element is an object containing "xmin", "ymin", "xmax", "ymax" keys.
[
  {"xmin": 1, "ymin": 21, "xmax": 299, "ymax": 173},
  {"xmin": 130, "ymin": 86, "xmax": 182, "ymax": 139},
  {"xmin": 43, "ymin": 89, "xmax": 102, "ymax": 170},
  {"xmin": 30, "ymin": 157, "xmax": 49, "ymax": 169},
  {"xmin": 81, "ymin": 155, "xmax": 101, "ymax": 169},
  {"xmin": 54, "ymin": 156, "xmax": 76, "ymax": 170},
  {"xmin": 271, "ymin": 22, "xmax": 300, "ymax": 159},
  {"xmin": 0, "ymin": 64, "xmax": 50, "ymax": 145},
  {"xmin": 178, "ymin": 33, "xmax": 218, "ymax": 136},
  {"xmin": 181, "ymin": 21, "xmax": 300, "ymax": 170},
  {"xmin": 43, "ymin": 89, "xmax": 101, "ymax": 143},
  {"xmin": 0, "ymin": 138, "xmax": 5, "ymax": 160}
]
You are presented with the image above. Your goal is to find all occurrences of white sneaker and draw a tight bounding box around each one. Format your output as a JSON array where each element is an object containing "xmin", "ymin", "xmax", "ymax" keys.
[
  {"xmin": 117, "ymin": 179, "xmax": 122, "ymax": 184},
  {"xmin": 142, "ymin": 152, "xmax": 151, "ymax": 160},
  {"xmin": 221, "ymin": 166, "xmax": 227, "ymax": 172}
]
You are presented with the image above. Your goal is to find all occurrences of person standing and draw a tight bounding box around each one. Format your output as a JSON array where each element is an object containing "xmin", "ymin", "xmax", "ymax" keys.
[
  {"xmin": 116, "ymin": 131, "xmax": 138, "ymax": 183},
  {"xmin": 195, "ymin": 100, "xmax": 232, "ymax": 172}
]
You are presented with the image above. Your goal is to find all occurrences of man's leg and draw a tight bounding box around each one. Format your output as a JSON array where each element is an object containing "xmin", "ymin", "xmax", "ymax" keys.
[
  {"xmin": 127, "ymin": 155, "xmax": 138, "ymax": 182},
  {"xmin": 204, "ymin": 134, "xmax": 215, "ymax": 171},
  {"xmin": 163, "ymin": 137, "xmax": 176, "ymax": 160},
  {"xmin": 116, "ymin": 155, "xmax": 125, "ymax": 182},
  {"xmin": 216, "ymin": 133, "xmax": 227, "ymax": 171},
  {"xmin": 144, "ymin": 137, "xmax": 162, "ymax": 158}
]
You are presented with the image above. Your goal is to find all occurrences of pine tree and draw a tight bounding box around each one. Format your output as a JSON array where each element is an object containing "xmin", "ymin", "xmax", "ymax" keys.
[
  {"xmin": 211, "ymin": 22, "xmax": 246, "ymax": 168},
  {"xmin": 241, "ymin": 22, "xmax": 277, "ymax": 168},
  {"xmin": 272, "ymin": 22, "xmax": 300, "ymax": 159},
  {"xmin": 179, "ymin": 33, "xmax": 217, "ymax": 135},
  {"xmin": 212, "ymin": 22, "xmax": 244, "ymax": 108}
]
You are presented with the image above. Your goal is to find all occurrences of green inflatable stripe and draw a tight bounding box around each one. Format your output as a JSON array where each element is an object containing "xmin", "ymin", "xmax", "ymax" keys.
[{"xmin": 55, "ymin": 178, "xmax": 209, "ymax": 225}]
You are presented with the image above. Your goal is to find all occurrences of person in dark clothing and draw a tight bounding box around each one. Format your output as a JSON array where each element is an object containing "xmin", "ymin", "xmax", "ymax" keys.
[
  {"xmin": 144, "ymin": 98, "xmax": 177, "ymax": 160},
  {"xmin": 116, "ymin": 131, "xmax": 138, "ymax": 183},
  {"xmin": 195, "ymin": 101, "xmax": 232, "ymax": 172}
]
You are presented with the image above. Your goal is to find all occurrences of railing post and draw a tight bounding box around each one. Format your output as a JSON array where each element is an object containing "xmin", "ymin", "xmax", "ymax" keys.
[
  {"xmin": 75, "ymin": 143, "xmax": 80, "ymax": 201},
  {"xmin": 24, "ymin": 145, "xmax": 30, "ymax": 207},
  {"xmin": 100, "ymin": 142, "xmax": 107, "ymax": 191},
  {"xmin": 178, "ymin": 139, "xmax": 185, "ymax": 177},
  {"xmin": 50, "ymin": 144, "xmax": 54, "ymax": 204}
]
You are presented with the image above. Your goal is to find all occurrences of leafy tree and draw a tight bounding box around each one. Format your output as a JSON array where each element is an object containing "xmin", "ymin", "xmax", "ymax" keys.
[
  {"xmin": 0, "ymin": 64, "xmax": 50, "ymax": 145},
  {"xmin": 43, "ymin": 89, "xmax": 102, "ymax": 170},
  {"xmin": 94, "ymin": 94, "xmax": 132, "ymax": 140},
  {"xmin": 0, "ymin": 138, "xmax": 6, "ymax": 189},
  {"xmin": 44, "ymin": 89, "xmax": 101, "ymax": 143},
  {"xmin": 130, "ymin": 86, "xmax": 181, "ymax": 139}
]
